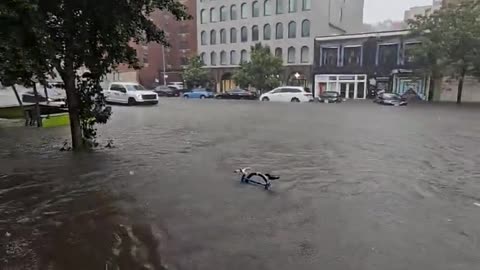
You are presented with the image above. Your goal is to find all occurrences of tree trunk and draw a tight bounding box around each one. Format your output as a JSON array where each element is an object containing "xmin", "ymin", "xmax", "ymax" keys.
[
  {"xmin": 64, "ymin": 69, "xmax": 83, "ymax": 151},
  {"xmin": 43, "ymin": 85, "xmax": 49, "ymax": 103},
  {"xmin": 456, "ymin": 68, "xmax": 466, "ymax": 104},
  {"xmin": 11, "ymin": 85, "xmax": 28, "ymax": 124},
  {"xmin": 32, "ymin": 83, "xmax": 42, "ymax": 127}
]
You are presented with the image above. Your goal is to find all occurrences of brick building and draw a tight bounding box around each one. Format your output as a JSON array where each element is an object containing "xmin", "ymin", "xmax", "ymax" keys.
[{"xmin": 114, "ymin": 0, "xmax": 197, "ymax": 88}]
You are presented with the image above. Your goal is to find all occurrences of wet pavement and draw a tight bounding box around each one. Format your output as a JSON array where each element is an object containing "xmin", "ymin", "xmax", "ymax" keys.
[{"xmin": 1, "ymin": 99, "xmax": 480, "ymax": 270}]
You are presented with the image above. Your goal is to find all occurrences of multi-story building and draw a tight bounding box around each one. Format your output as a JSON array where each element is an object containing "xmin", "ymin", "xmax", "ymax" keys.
[
  {"xmin": 197, "ymin": 0, "xmax": 364, "ymax": 92},
  {"xmin": 112, "ymin": 0, "xmax": 197, "ymax": 88},
  {"xmin": 404, "ymin": 0, "xmax": 442, "ymax": 22},
  {"xmin": 312, "ymin": 30, "xmax": 430, "ymax": 100}
]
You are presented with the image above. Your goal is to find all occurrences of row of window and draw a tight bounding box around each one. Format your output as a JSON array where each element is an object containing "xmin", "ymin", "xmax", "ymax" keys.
[
  {"xmin": 200, "ymin": 46, "xmax": 310, "ymax": 66},
  {"xmin": 319, "ymin": 43, "xmax": 420, "ymax": 67},
  {"xmin": 201, "ymin": 20, "xmax": 310, "ymax": 45},
  {"xmin": 200, "ymin": 0, "xmax": 311, "ymax": 24}
]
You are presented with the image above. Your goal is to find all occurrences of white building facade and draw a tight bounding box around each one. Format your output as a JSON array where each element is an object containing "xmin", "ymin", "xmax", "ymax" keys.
[{"xmin": 197, "ymin": 0, "xmax": 364, "ymax": 92}]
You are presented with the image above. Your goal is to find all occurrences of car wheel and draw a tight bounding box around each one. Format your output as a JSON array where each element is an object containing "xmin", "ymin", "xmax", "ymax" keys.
[
  {"xmin": 183, "ymin": 95, "xmax": 189, "ymax": 99},
  {"xmin": 128, "ymin": 98, "xmax": 136, "ymax": 106},
  {"xmin": 291, "ymin": 97, "xmax": 300, "ymax": 103},
  {"xmin": 200, "ymin": 95, "xmax": 206, "ymax": 99},
  {"xmin": 262, "ymin": 97, "xmax": 270, "ymax": 101}
]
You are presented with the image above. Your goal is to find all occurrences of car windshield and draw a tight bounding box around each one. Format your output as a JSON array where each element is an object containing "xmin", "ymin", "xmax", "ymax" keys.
[{"xmin": 125, "ymin": 84, "xmax": 146, "ymax": 91}]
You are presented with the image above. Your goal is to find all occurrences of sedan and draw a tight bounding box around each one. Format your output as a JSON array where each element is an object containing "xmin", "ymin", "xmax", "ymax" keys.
[
  {"xmin": 153, "ymin": 86, "xmax": 178, "ymax": 97},
  {"xmin": 318, "ymin": 91, "xmax": 343, "ymax": 103},
  {"xmin": 376, "ymin": 93, "xmax": 408, "ymax": 106},
  {"xmin": 215, "ymin": 89, "xmax": 258, "ymax": 100},
  {"xmin": 183, "ymin": 88, "xmax": 215, "ymax": 99}
]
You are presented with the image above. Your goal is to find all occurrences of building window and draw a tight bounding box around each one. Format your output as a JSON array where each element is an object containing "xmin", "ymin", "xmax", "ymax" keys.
[
  {"xmin": 230, "ymin": 50, "xmax": 238, "ymax": 65},
  {"xmin": 200, "ymin": 53, "xmax": 206, "ymax": 64},
  {"xmin": 287, "ymin": 47, "xmax": 296, "ymax": 63},
  {"xmin": 343, "ymin": 46, "xmax": 362, "ymax": 66},
  {"xmin": 211, "ymin": 52, "xmax": 217, "ymax": 66},
  {"xmin": 275, "ymin": 47, "xmax": 283, "ymax": 59},
  {"xmin": 241, "ymin": 26, "xmax": 248, "ymax": 42},
  {"xmin": 404, "ymin": 42, "xmax": 420, "ymax": 64},
  {"xmin": 377, "ymin": 44, "xmax": 399, "ymax": 66},
  {"xmin": 264, "ymin": 0, "xmax": 272, "ymax": 16},
  {"xmin": 241, "ymin": 3, "xmax": 248, "ymax": 19},
  {"xmin": 230, "ymin": 28, "xmax": 237, "ymax": 43},
  {"xmin": 276, "ymin": 0, "xmax": 285, "ymax": 14},
  {"xmin": 200, "ymin": 9, "xmax": 206, "ymax": 24},
  {"xmin": 201, "ymin": 31, "xmax": 207, "ymax": 45},
  {"xmin": 220, "ymin": 51, "xmax": 227, "ymax": 65},
  {"xmin": 252, "ymin": 25, "xmax": 259, "ymax": 41},
  {"xmin": 276, "ymin": 23, "xmax": 283, "ymax": 39},
  {"xmin": 210, "ymin": 8, "xmax": 217, "ymax": 22},
  {"xmin": 263, "ymin": 24, "xmax": 271, "ymax": 40},
  {"xmin": 289, "ymin": 0, "xmax": 297, "ymax": 13},
  {"xmin": 321, "ymin": 47, "xmax": 339, "ymax": 66},
  {"xmin": 241, "ymin": 49, "xmax": 248, "ymax": 63},
  {"xmin": 210, "ymin": 30, "xmax": 216, "ymax": 44},
  {"xmin": 231, "ymin": 5, "xmax": 238, "ymax": 20},
  {"xmin": 180, "ymin": 57, "xmax": 189, "ymax": 66},
  {"xmin": 220, "ymin": 29, "xmax": 227, "ymax": 44},
  {"xmin": 302, "ymin": 0, "xmax": 311, "ymax": 10},
  {"xmin": 220, "ymin": 6, "xmax": 228, "ymax": 21},
  {"xmin": 252, "ymin": 1, "xmax": 260, "ymax": 17},
  {"xmin": 301, "ymin": 20, "xmax": 310, "ymax": 37},
  {"xmin": 179, "ymin": 40, "xmax": 188, "ymax": 49},
  {"xmin": 288, "ymin": 21, "xmax": 296, "ymax": 38},
  {"xmin": 301, "ymin": 46, "xmax": 309, "ymax": 63}
]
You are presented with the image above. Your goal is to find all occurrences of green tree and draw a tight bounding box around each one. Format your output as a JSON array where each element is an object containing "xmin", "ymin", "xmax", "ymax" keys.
[
  {"xmin": 182, "ymin": 56, "xmax": 210, "ymax": 89},
  {"xmin": 233, "ymin": 43, "xmax": 283, "ymax": 93},
  {"xmin": 0, "ymin": 0, "xmax": 189, "ymax": 150},
  {"xmin": 408, "ymin": 0, "xmax": 480, "ymax": 103}
]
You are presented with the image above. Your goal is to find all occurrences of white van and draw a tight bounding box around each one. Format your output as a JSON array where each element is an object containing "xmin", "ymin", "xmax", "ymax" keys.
[{"xmin": 104, "ymin": 82, "xmax": 158, "ymax": 105}]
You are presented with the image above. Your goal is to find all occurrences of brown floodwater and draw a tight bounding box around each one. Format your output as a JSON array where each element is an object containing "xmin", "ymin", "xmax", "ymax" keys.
[{"xmin": 1, "ymin": 100, "xmax": 480, "ymax": 270}]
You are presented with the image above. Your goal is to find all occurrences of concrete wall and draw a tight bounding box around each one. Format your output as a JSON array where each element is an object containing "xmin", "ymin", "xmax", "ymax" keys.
[{"xmin": 440, "ymin": 76, "xmax": 480, "ymax": 102}]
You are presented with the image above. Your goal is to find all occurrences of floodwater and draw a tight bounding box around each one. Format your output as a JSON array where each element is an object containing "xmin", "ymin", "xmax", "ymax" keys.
[{"xmin": 1, "ymin": 99, "xmax": 480, "ymax": 270}]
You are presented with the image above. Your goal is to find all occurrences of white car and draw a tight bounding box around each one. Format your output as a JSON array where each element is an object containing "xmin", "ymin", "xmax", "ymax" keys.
[
  {"xmin": 104, "ymin": 82, "xmax": 158, "ymax": 105},
  {"xmin": 260, "ymin": 86, "xmax": 313, "ymax": 103},
  {"xmin": 167, "ymin": 82, "xmax": 184, "ymax": 90}
]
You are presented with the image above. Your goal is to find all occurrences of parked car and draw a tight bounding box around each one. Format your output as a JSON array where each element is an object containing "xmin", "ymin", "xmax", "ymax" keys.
[
  {"xmin": 153, "ymin": 85, "xmax": 179, "ymax": 97},
  {"xmin": 104, "ymin": 82, "xmax": 158, "ymax": 105},
  {"xmin": 215, "ymin": 88, "xmax": 258, "ymax": 100},
  {"xmin": 168, "ymin": 82, "xmax": 184, "ymax": 90},
  {"xmin": 260, "ymin": 86, "xmax": 313, "ymax": 103},
  {"xmin": 318, "ymin": 91, "xmax": 343, "ymax": 103},
  {"xmin": 375, "ymin": 93, "xmax": 408, "ymax": 106},
  {"xmin": 183, "ymin": 88, "xmax": 215, "ymax": 99},
  {"xmin": 22, "ymin": 85, "xmax": 67, "ymax": 107}
]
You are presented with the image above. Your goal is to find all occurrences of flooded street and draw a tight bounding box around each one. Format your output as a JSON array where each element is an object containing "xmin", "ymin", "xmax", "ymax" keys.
[{"xmin": 1, "ymin": 99, "xmax": 480, "ymax": 269}]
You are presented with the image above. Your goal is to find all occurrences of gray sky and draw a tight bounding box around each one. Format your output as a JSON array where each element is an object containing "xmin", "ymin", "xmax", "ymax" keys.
[{"xmin": 364, "ymin": 0, "xmax": 433, "ymax": 23}]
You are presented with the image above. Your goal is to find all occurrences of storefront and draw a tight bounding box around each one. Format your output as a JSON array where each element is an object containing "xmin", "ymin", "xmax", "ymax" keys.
[{"xmin": 314, "ymin": 74, "xmax": 368, "ymax": 99}]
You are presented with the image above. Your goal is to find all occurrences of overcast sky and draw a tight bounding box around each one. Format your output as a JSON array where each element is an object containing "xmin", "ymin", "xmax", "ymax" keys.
[{"xmin": 364, "ymin": 0, "xmax": 433, "ymax": 23}]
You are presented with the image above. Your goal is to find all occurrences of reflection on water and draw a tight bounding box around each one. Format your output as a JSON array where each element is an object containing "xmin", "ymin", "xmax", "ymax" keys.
[{"xmin": 1, "ymin": 100, "xmax": 480, "ymax": 270}]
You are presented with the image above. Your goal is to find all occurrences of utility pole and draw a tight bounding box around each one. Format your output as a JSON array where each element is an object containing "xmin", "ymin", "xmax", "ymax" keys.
[{"xmin": 162, "ymin": 45, "xmax": 167, "ymax": 86}]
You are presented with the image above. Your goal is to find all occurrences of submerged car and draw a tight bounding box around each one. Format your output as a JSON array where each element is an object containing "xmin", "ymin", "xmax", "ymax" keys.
[
  {"xmin": 375, "ymin": 93, "xmax": 408, "ymax": 106},
  {"xmin": 260, "ymin": 86, "xmax": 313, "ymax": 103},
  {"xmin": 183, "ymin": 88, "xmax": 214, "ymax": 99},
  {"xmin": 22, "ymin": 85, "xmax": 67, "ymax": 107},
  {"xmin": 153, "ymin": 86, "xmax": 179, "ymax": 97},
  {"xmin": 215, "ymin": 89, "xmax": 258, "ymax": 100},
  {"xmin": 318, "ymin": 91, "xmax": 343, "ymax": 103}
]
